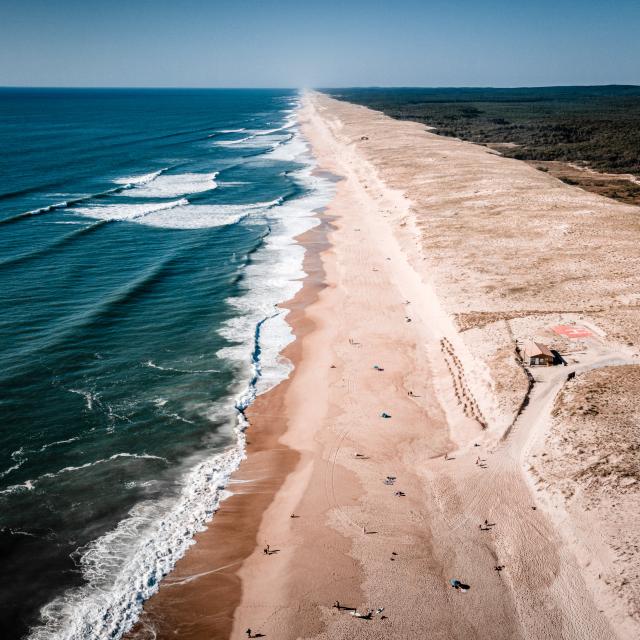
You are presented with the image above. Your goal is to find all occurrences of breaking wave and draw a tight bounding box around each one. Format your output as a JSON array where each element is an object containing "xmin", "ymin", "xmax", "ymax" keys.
[
  {"xmin": 118, "ymin": 171, "xmax": 218, "ymax": 198},
  {"xmin": 0, "ymin": 169, "xmax": 169, "ymax": 226},
  {"xmin": 73, "ymin": 198, "xmax": 282, "ymax": 229},
  {"xmin": 145, "ymin": 361, "xmax": 219, "ymax": 374}
]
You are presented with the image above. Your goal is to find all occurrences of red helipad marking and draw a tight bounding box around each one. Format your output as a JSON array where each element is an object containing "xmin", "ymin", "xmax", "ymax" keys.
[{"xmin": 552, "ymin": 325, "xmax": 593, "ymax": 339}]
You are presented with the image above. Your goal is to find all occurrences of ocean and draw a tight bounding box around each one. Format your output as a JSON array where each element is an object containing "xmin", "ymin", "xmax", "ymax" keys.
[{"xmin": 0, "ymin": 88, "xmax": 332, "ymax": 639}]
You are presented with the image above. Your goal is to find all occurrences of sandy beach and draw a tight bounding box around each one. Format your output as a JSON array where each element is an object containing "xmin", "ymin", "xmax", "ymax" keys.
[{"xmin": 129, "ymin": 92, "xmax": 640, "ymax": 639}]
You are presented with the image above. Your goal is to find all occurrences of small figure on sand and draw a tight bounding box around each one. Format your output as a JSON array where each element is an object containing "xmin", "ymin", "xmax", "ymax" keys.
[
  {"xmin": 245, "ymin": 629, "xmax": 252, "ymax": 638},
  {"xmin": 450, "ymin": 579, "xmax": 470, "ymax": 592},
  {"xmin": 333, "ymin": 601, "xmax": 357, "ymax": 612},
  {"xmin": 350, "ymin": 609, "xmax": 374, "ymax": 619},
  {"xmin": 263, "ymin": 545, "xmax": 270, "ymax": 555}
]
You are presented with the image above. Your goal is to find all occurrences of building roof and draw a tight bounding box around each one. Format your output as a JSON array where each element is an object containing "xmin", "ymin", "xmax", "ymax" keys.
[{"xmin": 522, "ymin": 340, "xmax": 554, "ymax": 359}]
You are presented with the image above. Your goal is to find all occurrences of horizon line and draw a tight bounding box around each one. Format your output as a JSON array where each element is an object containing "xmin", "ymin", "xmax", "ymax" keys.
[{"xmin": 1, "ymin": 83, "xmax": 639, "ymax": 91}]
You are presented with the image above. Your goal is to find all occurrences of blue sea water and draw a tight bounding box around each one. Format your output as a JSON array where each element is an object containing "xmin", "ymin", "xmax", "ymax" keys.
[{"xmin": 0, "ymin": 88, "xmax": 332, "ymax": 639}]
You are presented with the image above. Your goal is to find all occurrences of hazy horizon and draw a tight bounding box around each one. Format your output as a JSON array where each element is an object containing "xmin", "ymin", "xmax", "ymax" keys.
[{"xmin": 1, "ymin": 84, "xmax": 640, "ymax": 90}]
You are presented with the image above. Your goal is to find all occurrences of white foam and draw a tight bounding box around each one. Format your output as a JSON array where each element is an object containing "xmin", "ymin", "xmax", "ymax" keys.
[
  {"xmin": 216, "ymin": 128, "xmax": 336, "ymax": 396},
  {"xmin": 5, "ymin": 528, "xmax": 37, "ymax": 538},
  {"xmin": 140, "ymin": 204, "xmax": 248, "ymax": 229},
  {"xmin": 213, "ymin": 136, "xmax": 255, "ymax": 146},
  {"xmin": 0, "ymin": 448, "xmax": 27, "ymax": 479},
  {"xmin": 68, "ymin": 388, "xmax": 98, "ymax": 411},
  {"xmin": 5, "ymin": 454, "xmax": 170, "ymax": 497},
  {"xmin": 145, "ymin": 360, "xmax": 219, "ymax": 374},
  {"xmin": 0, "ymin": 479, "xmax": 35, "ymax": 496},
  {"xmin": 165, "ymin": 412, "xmax": 196, "ymax": 425},
  {"xmin": 264, "ymin": 133, "xmax": 309, "ymax": 162},
  {"xmin": 73, "ymin": 199, "xmax": 189, "ymax": 223},
  {"xmin": 74, "ymin": 199, "xmax": 281, "ymax": 230},
  {"xmin": 213, "ymin": 133, "xmax": 290, "ymax": 150},
  {"xmin": 29, "ymin": 420, "xmax": 246, "ymax": 640},
  {"xmin": 210, "ymin": 116, "xmax": 296, "ymax": 154},
  {"xmin": 38, "ymin": 437, "xmax": 80, "ymax": 452},
  {"xmin": 114, "ymin": 170, "xmax": 165, "ymax": 187},
  {"xmin": 252, "ymin": 121, "xmax": 295, "ymax": 136},
  {"xmin": 45, "ymin": 454, "xmax": 166, "ymax": 478},
  {"xmin": 121, "ymin": 172, "xmax": 218, "ymax": 198},
  {"xmin": 0, "ymin": 461, "xmax": 24, "ymax": 480}
]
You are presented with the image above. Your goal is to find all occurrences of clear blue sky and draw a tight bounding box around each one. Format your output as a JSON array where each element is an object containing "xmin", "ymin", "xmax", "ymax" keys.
[{"xmin": 1, "ymin": 0, "xmax": 638, "ymax": 88}]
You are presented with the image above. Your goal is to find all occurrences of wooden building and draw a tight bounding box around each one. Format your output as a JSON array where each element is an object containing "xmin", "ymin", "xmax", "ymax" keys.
[{"xmin": 522, "ymin": 340, "xmax": 554, "ymax": 366}]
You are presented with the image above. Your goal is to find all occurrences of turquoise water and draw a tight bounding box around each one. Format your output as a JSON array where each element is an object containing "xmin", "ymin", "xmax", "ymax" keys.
[{"xmin": 0, "ymin": 88, "xmax": 332, "ymax": 638}]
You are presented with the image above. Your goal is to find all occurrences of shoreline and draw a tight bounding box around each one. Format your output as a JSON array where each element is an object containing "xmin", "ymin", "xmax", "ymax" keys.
[
  {"xmin": 130, "ymin": 91, "xmax": 638, "ymax": 639},
  {"xmin": 127, "ymin": 178, "xmax": 335, "ymax": 639}
]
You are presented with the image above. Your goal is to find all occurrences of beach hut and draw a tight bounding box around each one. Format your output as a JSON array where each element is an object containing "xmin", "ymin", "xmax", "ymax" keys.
[{"xmin": 522, "ymin": 340, "xmax": 554, "ymax": 366}]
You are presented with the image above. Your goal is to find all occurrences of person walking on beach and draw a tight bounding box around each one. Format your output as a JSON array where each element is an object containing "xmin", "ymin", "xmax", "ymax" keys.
[{"xmin": 246, "ymin": 629, "xmax": 252, "ymax": 638}]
